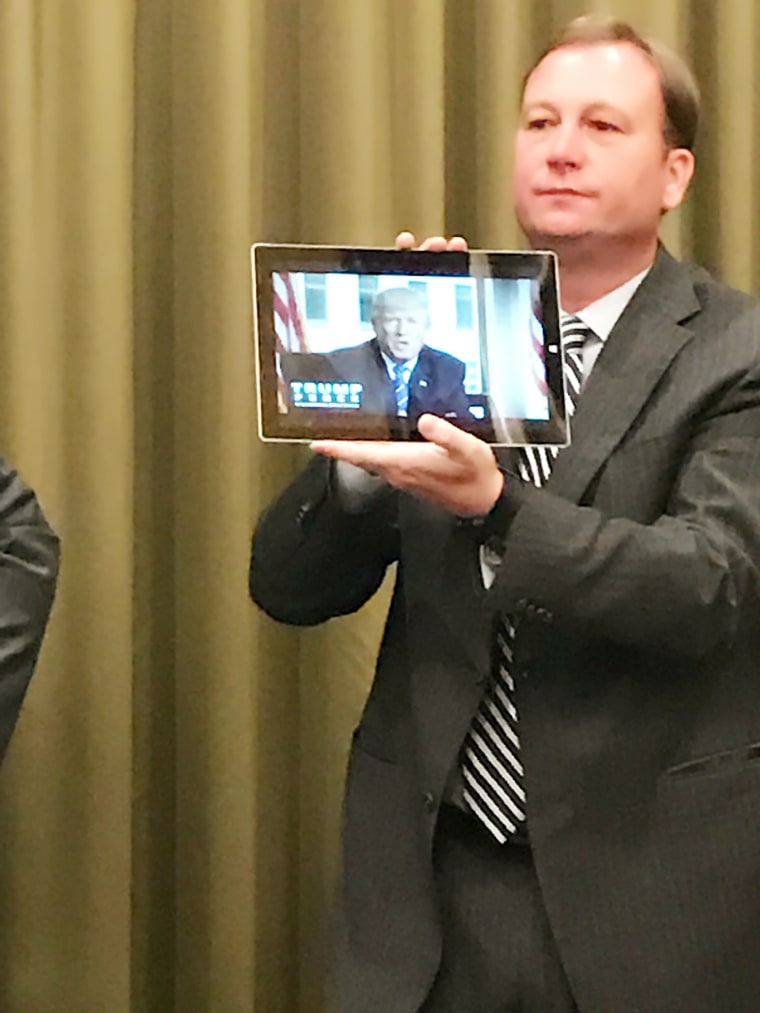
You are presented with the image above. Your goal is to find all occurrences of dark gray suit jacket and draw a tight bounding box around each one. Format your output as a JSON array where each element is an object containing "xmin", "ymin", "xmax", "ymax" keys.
[
  {"xmin": 250, "ymin": 249, "xmax": 760, "ymax": 1013},
  {"xmin": 0, "ymin": 457, "xmax": 59, "ymax": 761}
]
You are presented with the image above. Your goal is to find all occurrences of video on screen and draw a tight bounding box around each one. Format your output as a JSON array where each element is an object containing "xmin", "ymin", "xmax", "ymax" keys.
[{"xmin": 269, "ymin": 270, "xmax": 556, "ymax": 437}]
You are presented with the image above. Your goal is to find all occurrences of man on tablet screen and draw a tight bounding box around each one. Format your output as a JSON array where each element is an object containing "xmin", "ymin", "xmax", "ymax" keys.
[
  {"xmin": 251, "ymin": 14, "xmax": 760, "ymax": 1013},
  {"xmin": 282, "ymin": 286, "xmax": 472, "ymax": 426}
]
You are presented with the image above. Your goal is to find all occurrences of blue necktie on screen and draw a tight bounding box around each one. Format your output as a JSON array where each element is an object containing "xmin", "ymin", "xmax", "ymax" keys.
[
  {"xmin": 459, "ymin": 314, "xmax": 591, "ymax": 843},
  {"xmin": 393, "ymin": 362, "xmax": 411, "ymax": 415}
]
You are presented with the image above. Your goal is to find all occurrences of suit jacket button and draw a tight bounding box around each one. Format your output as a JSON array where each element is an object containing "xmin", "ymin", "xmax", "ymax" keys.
[
  {"xmin": 295, "ymin": 502, "xmax": 313, "ymax": 525},
  {"xmin": 484, "ymin": 534, "xmax": 506, "ymax": 557},
  {"xmin": 423, "ymin": 791, "xmax": 436, "ymax": 813}
]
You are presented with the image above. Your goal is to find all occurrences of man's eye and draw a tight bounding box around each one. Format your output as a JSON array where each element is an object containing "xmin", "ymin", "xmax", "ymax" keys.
[
  {"xmin": 590, "ymin": 120, "xmax": 621, "ymax": 132},
  {"xmin": 527, "ymin": 118, "xmax": 550, "ymax": 130}
]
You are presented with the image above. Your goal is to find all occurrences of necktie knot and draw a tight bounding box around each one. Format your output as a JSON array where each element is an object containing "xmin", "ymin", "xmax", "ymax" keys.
[
  {"xmin": 560, "ymin": 312, "xmax": 592, "ymax": 353},
  {"xmin": 560, "ymin": 314, "xmax": 593, "ymax": 418}
]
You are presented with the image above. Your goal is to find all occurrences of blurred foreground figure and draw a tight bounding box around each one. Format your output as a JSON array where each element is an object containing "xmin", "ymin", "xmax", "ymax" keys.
[{"xmin": 0, "ymin": 456, "xmax": 59, "ymax": 761}]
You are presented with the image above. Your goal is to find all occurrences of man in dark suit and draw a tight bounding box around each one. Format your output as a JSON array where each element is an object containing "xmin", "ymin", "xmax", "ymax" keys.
[
  {"xmin": 250, "ymin": 15, "xmax": 760, "ymax": 1013},
  {"xmin": 0, "ymin": 456, "xmax": 59, "ymax": 762},
  {"xmin": 281, "ymin": 287, "xmax": 472, "ymax": 427}
]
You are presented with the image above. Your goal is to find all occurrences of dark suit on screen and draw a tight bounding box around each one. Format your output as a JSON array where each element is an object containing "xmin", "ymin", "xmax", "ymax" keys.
[
  {"xmin": 250, "ymin": 247, "xmax": 760, "ymax": 1012},
  {"xmin": 281, "ymin": 337, "xmax": 472, "ymax": 427}
]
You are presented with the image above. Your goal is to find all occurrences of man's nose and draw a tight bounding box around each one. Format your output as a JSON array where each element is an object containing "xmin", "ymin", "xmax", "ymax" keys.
[{"xmin": 546, "ymin": 123, "xmax": 583, "ymax": 171}]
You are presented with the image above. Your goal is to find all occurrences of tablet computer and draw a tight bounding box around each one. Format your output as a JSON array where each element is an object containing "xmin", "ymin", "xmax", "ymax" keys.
[{"xmin": 251, "ymin": 243, "xmax": 567, "ymax": 446}]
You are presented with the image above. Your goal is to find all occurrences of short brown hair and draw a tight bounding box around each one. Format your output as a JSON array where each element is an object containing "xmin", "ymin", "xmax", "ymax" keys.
[{"xmin": 527, "ymin": 15, "xmax": 700, "ymax": 152}]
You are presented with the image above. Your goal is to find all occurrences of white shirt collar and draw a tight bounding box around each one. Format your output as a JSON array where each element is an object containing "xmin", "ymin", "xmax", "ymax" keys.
[
  {"xmin": 381, "ymin": 351, "xmax": 418, "ymax": 379},
  {"xmin": 567, "ymin": 266, "xmax": 651, "ymax": 343}
]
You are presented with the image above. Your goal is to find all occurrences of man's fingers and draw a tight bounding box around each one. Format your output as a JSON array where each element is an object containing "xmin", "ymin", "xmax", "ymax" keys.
[
  {"xmin": 311, "ymin": 439, "xmax": 382, "ymax": 463},
  {"xmin": 418, "ymin": 236, "xmax": 448, "ymax": 252},
  {"xmin": 311, "ymin": 437, "xmax": 459, "ymax": 486},
  {"xmin": 311, "ymin": 439, "xmax": 409, "ymax": 474},
  {"xmin": 313, "ymin": 421, "xmax": 484, "ymax": 472},
  {"xmin": 394, "ymin": 232, "xmax": 469, "ymax": 252},
  {"xmin": 416, "ymin": 414, "xmax": 481, "ymax": 460},
  {"xmin": 446, "ymin": 236, "xmax": 468, "ymax": 251}
]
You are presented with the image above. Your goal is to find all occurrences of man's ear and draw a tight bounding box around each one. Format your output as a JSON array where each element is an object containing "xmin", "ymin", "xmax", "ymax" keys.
[{"xmin": 662, "ymin": 148, "xmax": 695, "ymax": 212}]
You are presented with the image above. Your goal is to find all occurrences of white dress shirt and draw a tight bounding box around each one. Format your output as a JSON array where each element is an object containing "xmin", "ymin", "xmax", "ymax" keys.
[{"xmin": 573, "ymin": 266, "xmax": 650, "ymax": 382}]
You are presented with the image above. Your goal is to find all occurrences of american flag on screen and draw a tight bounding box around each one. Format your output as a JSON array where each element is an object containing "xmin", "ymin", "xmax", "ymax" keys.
[
  {"xmin": 271, "ymin": 272, "xmax": 308, "ymax": 410},
  {"xmin": 272, "ymin": 272, "xmax": 308, "ymax": 354}
]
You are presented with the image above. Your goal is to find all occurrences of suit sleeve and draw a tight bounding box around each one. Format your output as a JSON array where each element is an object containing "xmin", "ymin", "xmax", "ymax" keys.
[
  {"xmin": 250, "ymin": 454, "xmax": 399, "ymax": 626},
  {"xmin": 485, "ymin": 309, "xmax": 760, "ymax": 658},
  {"xmin": 0, "ymin": 458, "xmax": 60, "ymax": 761}
]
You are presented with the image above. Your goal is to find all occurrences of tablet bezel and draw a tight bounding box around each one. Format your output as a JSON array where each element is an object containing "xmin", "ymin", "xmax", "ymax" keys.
[{"xmin": 251, "ymin": 243, "xmax": 567, "ymax": 446}]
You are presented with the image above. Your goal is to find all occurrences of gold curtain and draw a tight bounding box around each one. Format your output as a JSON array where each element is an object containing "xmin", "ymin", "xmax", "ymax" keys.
[{"xmin": 0, "ymin": 1, "xmax": 757, "ymax": 1009}]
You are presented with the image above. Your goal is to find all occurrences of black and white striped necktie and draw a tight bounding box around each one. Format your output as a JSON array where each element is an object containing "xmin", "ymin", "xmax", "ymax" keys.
[{"xmin": 459, "ymin": 314, "xmax": 591, "ymax": 843}]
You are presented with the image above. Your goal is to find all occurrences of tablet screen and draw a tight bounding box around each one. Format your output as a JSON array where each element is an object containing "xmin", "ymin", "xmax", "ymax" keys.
[{"xmin": 251, "ymin": 243, "xmax": 567, "ymax": 446}]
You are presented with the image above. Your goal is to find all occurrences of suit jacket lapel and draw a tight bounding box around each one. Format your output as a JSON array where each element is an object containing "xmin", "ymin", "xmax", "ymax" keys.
[{"xmin": 547, "ymin": 248, "xmax": 701, "ymax": 503}]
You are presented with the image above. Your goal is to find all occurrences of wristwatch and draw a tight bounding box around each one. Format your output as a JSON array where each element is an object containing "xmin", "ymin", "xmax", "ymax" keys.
[{"xmin": 480, "ymin": 466, "xmax": 525, "ymax": 556}]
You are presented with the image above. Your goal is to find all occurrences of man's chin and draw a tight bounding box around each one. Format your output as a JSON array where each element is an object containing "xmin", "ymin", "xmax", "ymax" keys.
[{"xmin": 524, "ymin": 227, "xmax": 593, "ymax": 249}]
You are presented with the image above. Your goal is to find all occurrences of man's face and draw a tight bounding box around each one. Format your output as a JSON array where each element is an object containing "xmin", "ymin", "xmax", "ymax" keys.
[
  {"xmin": 513, "ymin": 42, "xmax": 692, "ymax": 250},
  {"xmin": 373, "ymin": 292, "xmax": 428, "ymax": 363}
]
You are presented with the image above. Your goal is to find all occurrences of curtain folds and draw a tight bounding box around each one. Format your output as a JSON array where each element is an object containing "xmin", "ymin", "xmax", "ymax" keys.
[{"xmin": 0, "ymin": 1, "xmax": 757, "ymax": 1009}]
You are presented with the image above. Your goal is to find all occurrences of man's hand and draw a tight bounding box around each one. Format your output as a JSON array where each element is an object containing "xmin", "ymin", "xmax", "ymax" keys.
[
  {"xmin": 312, "ymin": 414, "xmax": 504, "ymax": 517},
  {"xmin": 395, "ymin": 231, "xmax": 468, "ymax": 252}
]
